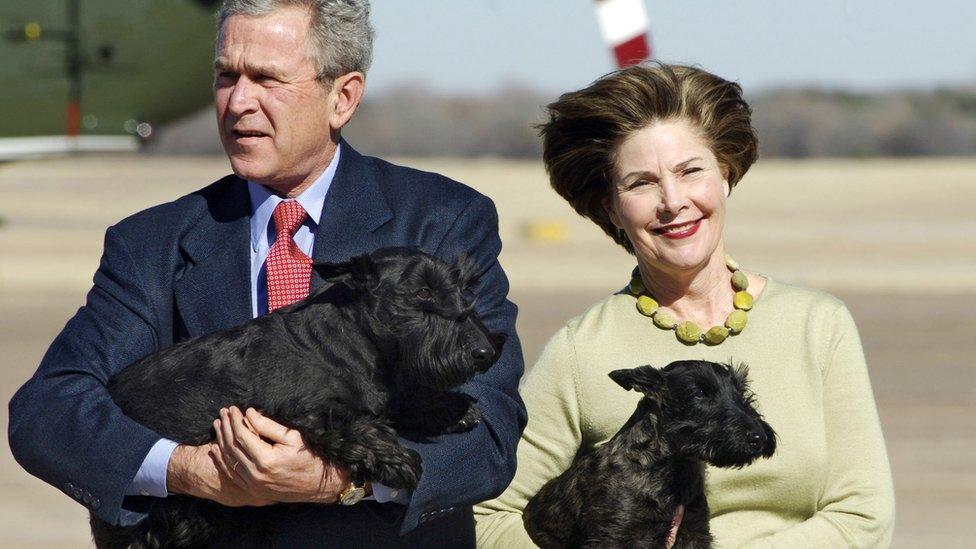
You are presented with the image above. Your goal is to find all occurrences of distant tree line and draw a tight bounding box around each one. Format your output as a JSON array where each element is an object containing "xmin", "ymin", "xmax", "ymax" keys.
[
  {"xmin": 154, "ymin": 83, "xmax": 976, "ymax": 158},
  {"xmin": 749, "ymin": 88, "xmax": 976, "ymax": 157}
]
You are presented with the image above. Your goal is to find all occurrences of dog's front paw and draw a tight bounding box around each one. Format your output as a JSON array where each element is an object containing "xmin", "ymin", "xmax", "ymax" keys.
[
  {"xmin": 396, "ymin": 390, "xmax": 482, "ymax": 435},
  {"xmin": 443, "ymin": 403, "xmax": 481, "ymax": 433},
  {"xmin": 376, "ymin": 446, "xmax": 423, "ymax": 489}
]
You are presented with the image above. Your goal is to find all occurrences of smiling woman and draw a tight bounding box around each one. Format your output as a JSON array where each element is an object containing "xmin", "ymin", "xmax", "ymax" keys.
[
  {"xmin": 608, "ymin": 120, "xmax": 732, "ymax": 286},
  {"xmin": 474, "ymin": 64, "xmax": 895, "ymax": 548}
]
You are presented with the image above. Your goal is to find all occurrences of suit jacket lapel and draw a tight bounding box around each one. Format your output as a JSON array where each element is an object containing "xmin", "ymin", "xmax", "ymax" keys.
[
  {"xmin": 174, "ymin": 176, "xmax": 253, "ymax": 338},
  {"xmin": 311, "ymin": 142, "xmax": 393, "ymax": 290}
]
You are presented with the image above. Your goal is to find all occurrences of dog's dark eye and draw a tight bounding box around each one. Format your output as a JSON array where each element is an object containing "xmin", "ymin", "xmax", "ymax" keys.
[{"xmin": 416, "ymin": 288, "xmax": 432, "ymax": 300}]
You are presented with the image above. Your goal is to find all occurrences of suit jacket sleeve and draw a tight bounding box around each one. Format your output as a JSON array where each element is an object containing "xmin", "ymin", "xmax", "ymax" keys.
[
  {"xmin": 8, "ymin": 225, "xmax": 164, "ymax": 525},
  {"xmin": 398, "ymin": 193, "xmax": 528, "ymax": 533}
]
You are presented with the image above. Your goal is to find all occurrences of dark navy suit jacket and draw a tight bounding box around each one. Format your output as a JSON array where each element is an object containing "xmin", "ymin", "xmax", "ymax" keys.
[{"xmin": 8, "ymin": 142, "xmax": 527, "ymax": 547}]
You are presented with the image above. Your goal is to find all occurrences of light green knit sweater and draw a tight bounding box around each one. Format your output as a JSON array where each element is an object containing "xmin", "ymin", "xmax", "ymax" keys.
[{"xmin": 474, "ymin": 279, "xmax": 894, "ymax": 548}]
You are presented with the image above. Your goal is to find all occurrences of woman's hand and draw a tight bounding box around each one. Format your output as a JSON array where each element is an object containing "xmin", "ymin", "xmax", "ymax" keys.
[{"xmin": 213, "ymin": 406, "xmax": 353, "ymax": 504}]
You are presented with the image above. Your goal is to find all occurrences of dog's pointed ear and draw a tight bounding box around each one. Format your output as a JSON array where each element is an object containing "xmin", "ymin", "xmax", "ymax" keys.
[
  {"xmin": 313, "ymin": 261, "xmax": 353, "ymax": 282},
  {"xmin": 313, "ymin": 254, "xmax": 378, "ymax": 289},
  {"xmin": 727, "ymin": 361, "xmax": 751, "ymax": 392},
  {"xmin": 609, "ymin": 365, "xmax": 664, "ymax": 394},
  {"xmin": 488, "ymin": 332, "xmax": 508, "ymax": 353},
  {"xmin": 453, "ymin": 252, "xmax": 479, "ymax": 289}
]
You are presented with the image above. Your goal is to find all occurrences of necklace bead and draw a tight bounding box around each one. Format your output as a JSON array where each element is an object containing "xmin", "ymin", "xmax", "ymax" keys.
[
  {"xmin": 652, "ymin": 311, "xmax": 678, "ymax": 329},
  {"xmin": 731, "ymin": 270, "xmax": 750, "ymax": 291},
  {"xmin": 733, "ymin": 291, "xmax": 754, "ymax": 311},
  {"xmin": 629, "ymin": 275, "xmax": 646, "ymax": 296},
  {"xmin": 636, "ymin": 295, "xmax": 659, "ymax": 316},
  {"xmin": 704, "ymin": 326, "xmax": 731, "ymax": 345},
  {"xmin": 726, "ymin": 309, "xmax": 748, "ymax": 333},
  {"xmin": 676, "ymin": 321, "xmax": 702, "ymax": 344}
]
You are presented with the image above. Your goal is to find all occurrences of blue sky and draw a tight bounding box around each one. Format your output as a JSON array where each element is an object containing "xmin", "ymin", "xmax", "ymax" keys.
[{"xmin": 366, "ymin": 0, "xmax": 976, "ymax": 95}]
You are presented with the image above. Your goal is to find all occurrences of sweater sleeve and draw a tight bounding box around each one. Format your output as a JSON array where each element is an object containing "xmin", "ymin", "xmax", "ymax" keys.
[
  {"xmin": 474, "ymin": 325, "xmax": 584, "ymax": 548},
  {"xmin": 744, "ymin": 304, "xmax": 895, "ymax": 548}
]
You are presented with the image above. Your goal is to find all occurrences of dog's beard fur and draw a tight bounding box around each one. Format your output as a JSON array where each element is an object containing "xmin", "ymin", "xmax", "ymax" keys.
[
  {"xmin": 394, "ymin": 314, "xmax": 485, "ymax": 391},
  {"xmin": 667, "ymin": 415, "xmax": 777, "ymax": 468}
]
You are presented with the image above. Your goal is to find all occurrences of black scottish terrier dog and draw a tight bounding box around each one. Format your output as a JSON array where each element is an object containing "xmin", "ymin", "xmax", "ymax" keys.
[
  {"xmin": 90, "ymin": 247, "xmax": 505, "ymax": 548},
  {"xmin": 524, "ymin": 360, "xmax": 776, "ymax": 549}
]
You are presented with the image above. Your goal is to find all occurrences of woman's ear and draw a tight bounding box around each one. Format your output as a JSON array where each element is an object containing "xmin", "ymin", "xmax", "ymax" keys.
[
  {"xmin": 719, "ymin": 164, "xmax": 732, "ymax": 197},
  {"xmin": 602, "ymin": 194, "xmax": 623, "ymax": 229}
]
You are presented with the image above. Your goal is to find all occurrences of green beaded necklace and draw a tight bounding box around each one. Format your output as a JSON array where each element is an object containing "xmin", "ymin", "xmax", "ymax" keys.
[{"xmin": 629, "ymin": 255, "xmax": 753, "ymax": 345}]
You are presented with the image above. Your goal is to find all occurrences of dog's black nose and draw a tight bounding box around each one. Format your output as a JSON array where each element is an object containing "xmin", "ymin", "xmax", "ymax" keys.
[
  {"xmin": 747, "ymin": 431, "xmax": 765, "ymax": 448},
  {"xmin": 472, "ymin": 346, "xmax": 493, "ymax": 361},
  {"xmin": 472, "ymin": 346, "xmax": 495, "ymax": 370}
]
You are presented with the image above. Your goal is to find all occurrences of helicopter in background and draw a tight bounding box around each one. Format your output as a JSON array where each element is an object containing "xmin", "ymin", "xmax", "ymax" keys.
[{"xmin": 0, "ymin": 0, "xmax": 218, "ymax": 160}]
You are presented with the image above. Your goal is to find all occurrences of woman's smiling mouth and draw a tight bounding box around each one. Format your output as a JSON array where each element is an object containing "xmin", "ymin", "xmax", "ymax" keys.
[{"xmin": 653, "ymin": 218, "xmax": 702, "ymax": 239}]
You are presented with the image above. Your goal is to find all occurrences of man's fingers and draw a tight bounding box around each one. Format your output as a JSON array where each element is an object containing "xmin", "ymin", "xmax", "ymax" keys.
[
  {"xmin": 218, "ymin": 409, "xmax": 239, "ymax": 455},
  {"xmin": 226, "ymin": 406, "xmax": 271, "ymax": 466},
  {"xmin": 242, "ymin": 414, "xmax": 258, "ymax": 435},
  {"xmin": 211, "ymin": 423, "xmax": 233, "ymax": 478},
  {"xmin": 220, "ymin": 408, "xmax": 255, "ymax": 474},
  {"xmin": 244, "ymin": 407, "xmax": 298, "ymax": 445}
]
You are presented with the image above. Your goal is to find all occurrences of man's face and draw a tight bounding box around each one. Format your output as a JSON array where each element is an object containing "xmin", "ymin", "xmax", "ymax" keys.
[{"xmin": 214, "ymin": 8, "xmax": 334, "ymax": 191}]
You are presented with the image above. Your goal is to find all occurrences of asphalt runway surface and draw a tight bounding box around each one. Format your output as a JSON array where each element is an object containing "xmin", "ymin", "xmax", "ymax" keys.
[{"xmin": 1, "ymin": 155, "xmax": 973, "ymax": 547}]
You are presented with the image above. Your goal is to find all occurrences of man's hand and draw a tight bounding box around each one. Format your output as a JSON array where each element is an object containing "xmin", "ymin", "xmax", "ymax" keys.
[
  {"xmin": 213, "ymin": 406, "xmax": 357, "ymax": 504},
  {"xmin": 166, "ymin": 443, "xmax": 274, "ymax": 507}
]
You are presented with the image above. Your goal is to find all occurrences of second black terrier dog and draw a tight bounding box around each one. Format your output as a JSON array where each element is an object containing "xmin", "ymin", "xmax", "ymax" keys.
[
  {"xmin": 90, "ymin": 247, "xmax": 505, "ymax": 548},
  {"xmin": 524, "ymin": 360, "xmax": 776, "ymax": 549}
]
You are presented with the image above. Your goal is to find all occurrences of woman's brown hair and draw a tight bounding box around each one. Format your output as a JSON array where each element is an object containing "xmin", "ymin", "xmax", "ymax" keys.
[{"xmin": 539, "ymin": 63, "xmax": 759, "ymax": 253}]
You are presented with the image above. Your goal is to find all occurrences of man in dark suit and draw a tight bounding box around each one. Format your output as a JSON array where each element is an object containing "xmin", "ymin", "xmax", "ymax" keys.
[{"xmin": 7, "ymin": 1, "xmax": 526, "ymax": 546}]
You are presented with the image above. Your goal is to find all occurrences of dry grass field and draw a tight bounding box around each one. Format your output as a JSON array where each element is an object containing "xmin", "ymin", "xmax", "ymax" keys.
[{"xmin": 1, "ymin": 155, "xmax": 974, "ymax": 547}]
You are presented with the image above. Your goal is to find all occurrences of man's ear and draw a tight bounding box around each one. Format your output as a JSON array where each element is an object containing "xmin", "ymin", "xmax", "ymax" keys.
[
  {"xmin": 609, "ymin": 365, "xmax": 664, "ymax": 395},
  {"xmin": 313, "ymin": 254, "xmax": 376, "ymax": 289},
  {"xmin": 327, "ymin": 71, "xmax": 365, "ymax": 132}
]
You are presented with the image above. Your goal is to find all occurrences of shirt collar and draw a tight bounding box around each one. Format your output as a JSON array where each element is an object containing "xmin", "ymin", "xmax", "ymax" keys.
[{"xmin": 247, "ymin": 143, "xmax": 342, "ymax": 252}]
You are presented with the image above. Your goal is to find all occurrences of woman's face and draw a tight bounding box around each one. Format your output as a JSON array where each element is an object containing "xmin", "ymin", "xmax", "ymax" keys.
[{"xmin": 606, "ymin": 119, "xmax": 730, "ymax": 276}]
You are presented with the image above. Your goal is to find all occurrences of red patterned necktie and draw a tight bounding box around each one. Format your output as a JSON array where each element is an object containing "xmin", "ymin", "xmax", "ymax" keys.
[{"xmin": 266, "ymin": 200, "xmax": 312, "ymax": 313}]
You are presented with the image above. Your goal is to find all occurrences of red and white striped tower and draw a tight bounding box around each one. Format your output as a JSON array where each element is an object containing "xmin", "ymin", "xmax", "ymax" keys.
[{"xmin": 594, "ymin": 0, "xmax": 653, "ymax": 68}]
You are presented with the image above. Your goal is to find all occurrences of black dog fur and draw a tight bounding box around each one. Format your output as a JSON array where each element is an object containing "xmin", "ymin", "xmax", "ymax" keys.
[
  {"xmin": 523, "ymin": 360, "xmax": 776, "ymax": 549},
  {"xmin": 89, "ymin": 247, "xmax": 505, "ymax": 548}
]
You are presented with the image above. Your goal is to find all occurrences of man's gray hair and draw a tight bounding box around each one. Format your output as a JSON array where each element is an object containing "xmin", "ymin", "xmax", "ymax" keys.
[{"xmin": 216, "ymin": 0, "xmax": 374, "ymax": 81}]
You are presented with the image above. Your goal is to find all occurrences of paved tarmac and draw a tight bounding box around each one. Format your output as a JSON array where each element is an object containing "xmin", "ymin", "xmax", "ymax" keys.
[{"xmin": 1, "ymin": 155, "xmax": 973, "ymax": 547}]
